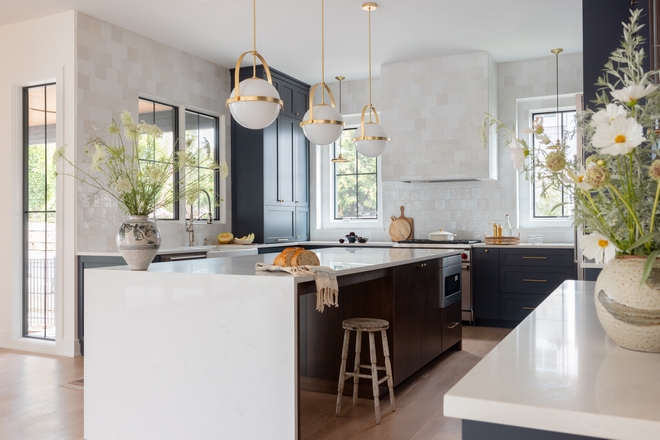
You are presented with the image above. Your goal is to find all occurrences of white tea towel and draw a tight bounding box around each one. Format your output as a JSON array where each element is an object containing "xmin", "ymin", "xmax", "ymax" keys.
[{"xmin": 255, "ymin": 263, "xmax": 339, "ymax": 312}]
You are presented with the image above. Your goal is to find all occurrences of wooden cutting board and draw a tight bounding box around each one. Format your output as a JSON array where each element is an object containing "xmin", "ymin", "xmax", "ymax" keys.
[{"xmin": 389, "ymin": 206, "xmax": 414, "ymax": 241}]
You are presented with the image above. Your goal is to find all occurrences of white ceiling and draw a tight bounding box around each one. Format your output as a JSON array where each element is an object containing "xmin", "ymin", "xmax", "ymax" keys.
[{"xmin": 2, "ymin": 0, "xmax": 583, "ymax": 85}]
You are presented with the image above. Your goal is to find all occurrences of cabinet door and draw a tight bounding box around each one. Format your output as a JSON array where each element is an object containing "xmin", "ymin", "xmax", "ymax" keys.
[
  {"xmin": 420, "ymin": 259, "xmax": 442, "ymax": 366},
  {"xmin": 473, "ymin": 247, "xmax": 500, "ymax": 321},
  {"xmin": 293, "ymin": 122, "xmax": 309, "ymax": 206},
  {"xmin": 262, "ymin": 121, "xmax": 279, "ymax": 204},
  {"xmin": 293, "ymin": 85, "xmax": 309, "ymax": 119},
  {"xmin": 441, "ymin": 301, "xmax": 462, "ymax": 352},
  {"xmin": 294, "ymin": 206, "xmax": 309, "ymax": 241},
  {"xmin": 277, "ymin": 116, "xmax": 295, "ymax": 204},
  {"xmin": 264, "ymin": 205, "xmax": 295, "ymax": 243},
  {"xmin": 392, "ymin": 262, "xmax": 421, "ymax": 385},
  {"xmin": 277, "ymin": 80, "xmax": 296, "ymax": 118}
]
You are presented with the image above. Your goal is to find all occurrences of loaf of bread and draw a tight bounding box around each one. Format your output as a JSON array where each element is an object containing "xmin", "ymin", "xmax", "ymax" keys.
[
  {"xmin": 273, "ymin": 247, "xmax": 320, "ymax": 267},
  {"xmin": 273, "ymin": 247, "xmax": 302, "ymax": 267}
]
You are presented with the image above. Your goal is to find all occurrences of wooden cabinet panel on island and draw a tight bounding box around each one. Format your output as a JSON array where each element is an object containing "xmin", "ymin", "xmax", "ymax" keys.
[{"xmin": 230, "ymin": 66, "xmax": 310, "ymax": 244}]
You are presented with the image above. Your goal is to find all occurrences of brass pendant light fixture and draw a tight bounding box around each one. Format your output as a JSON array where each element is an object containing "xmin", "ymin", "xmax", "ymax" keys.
[
  {"xmin": 353, "ymin": 2, "xmax": 389, "ymax": 157},
  {"xmin": 300, "ymin": 0, "xmax": 345, "ymax": 146},
  {"xmin": 552, "ymin": 48, "xmax": 563, "ymax": 144},
  {"xmin": 225, "ymin": 0, "xmax": 284, "ymax": 130},
  {"xmin": 331, "ymin": 75, "xmax": 349, "ymax": 163}
]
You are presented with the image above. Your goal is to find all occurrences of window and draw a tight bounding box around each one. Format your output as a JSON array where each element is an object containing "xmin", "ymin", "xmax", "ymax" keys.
[
  {"xmin": 333, "ymin": 128, "xmax": 378, "ymax": 219},
  {"xmin": 184, "ymin": 110, "xmax": 219, "ymax": 221},
  {"xmin": 138, "ymin": 98, "xmax": 178, "ymax": 219},
  {"xmin": 24, "ymin": 84, "xmax": 57, "ymax": 340},
  {"xmin": 531, "ymin": 110, "xmax": 577, "ymax": 218}
]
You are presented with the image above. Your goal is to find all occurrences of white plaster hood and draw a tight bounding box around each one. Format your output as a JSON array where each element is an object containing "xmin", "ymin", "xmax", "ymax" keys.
[{"xmin": 380, "ymin": 52, "xmax": 499, "ymax": 182}]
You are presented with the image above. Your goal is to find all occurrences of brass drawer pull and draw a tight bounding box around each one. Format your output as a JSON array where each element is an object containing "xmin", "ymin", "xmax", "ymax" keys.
[
  {"xmin": 523, "ymin": 279, "xmax": 547, "ymax": 283},
  {"xmin": 523, "ymin": 256, "xmax": 547, "ymax": 259},
  {"xmin": 522, "ymin": 307, "xmax": 536, "ymax": 311},
  {"xmin": 447, "ymin": 322, "xmax": 460, "ymax": 329},
  {"xmin": 417, "ymin": 263, "xmax": 427, "ymax": 268}
]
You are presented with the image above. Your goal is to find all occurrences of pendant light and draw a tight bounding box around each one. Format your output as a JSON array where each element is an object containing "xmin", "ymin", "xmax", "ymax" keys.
[
  {"xmin": 353, "ymin": 2, "xmax": 389, "ymax": 157},
  {"xmin": 226, "ymin": 0, "xmax": 283, "ymax": 130},
  {"xmin": 301, "ymin": 0, "xmax": 345, "ymax": 146},
  {"xmin": 552, "ymin": 48, "xmax": 563, "ymax": 144},
  {"xmin": 331, "ymin": 75, "xmax": 349, "ymax": 163}
]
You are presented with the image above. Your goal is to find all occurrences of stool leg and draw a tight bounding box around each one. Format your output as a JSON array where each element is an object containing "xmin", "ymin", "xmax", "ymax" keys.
[
  {"xmin": 336, "ymin": 328, "xmax": 351, "ymax": 417},
  {"xmin": 381, "ymin": 329, "xmax": 396, "ymax": 412},
  {"xmin": 352, "ymin": 330, "xmax": 362, "ymax": 406},
  {"xmin": 368, "ymin": 331, "xmax": 381, "ymax": 424}
]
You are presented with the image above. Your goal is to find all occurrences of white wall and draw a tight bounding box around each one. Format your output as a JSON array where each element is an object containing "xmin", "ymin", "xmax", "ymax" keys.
[
  {"xmin": 0, "ymin": 12, "xmax": 78, "ymax": 356},
  {"xmin": 311, "ymin": 52, "xmax": 583, "ymax": 243},
  {"xmin": 75, "ymin": 12, "xmax": 232, "ymax": 252}
]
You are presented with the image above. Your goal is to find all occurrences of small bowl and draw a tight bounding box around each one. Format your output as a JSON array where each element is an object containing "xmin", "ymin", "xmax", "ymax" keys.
[
  {"xmin": 345, "ymin": 235, "xmax": 357, "ymax": 243},
  {"xmin": 357, "ymin": 237, "xmax": 369, "ymax": 243}
]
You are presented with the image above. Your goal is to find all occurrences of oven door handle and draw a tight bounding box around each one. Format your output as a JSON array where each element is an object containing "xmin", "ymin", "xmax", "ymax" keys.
[{"xmin": 461, "ymin": 264, "xmax": 470, "ymax": 270}]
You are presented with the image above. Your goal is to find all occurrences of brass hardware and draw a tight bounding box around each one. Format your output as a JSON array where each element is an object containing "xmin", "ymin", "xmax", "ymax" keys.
[
  {"xmin": 447, "ymin": 322, "xmax": 460, "ymax": 329},
  {"xmin": 417, "ymin": 263, "xmax": 427, "ymax": 268},
  {"xmin": 331, "ymin": 76, "xmax": 350, "ymax": 163},
  {"xmin": 522, "ymin": 256, "xmax": 547, "ymax": 259},
  {"xmin": 225, "ymin": 0, "xmax": 284, "ymax": 111},
  {"xmin": 522, "ymin": 307, "xmax": 536, "ymax": 311},
  {"xmin": 484, "ymin": 249, "xmax": 489, "ymax": 253},
  {"xmin": 362, "ymin": 2, "xmax": 378, "ymax": 11},
  {"xmin": 551, "ymin": 48, "xmax": 564, "ymax": 55},
  {"xmin": 523, "ymin": 279, "xmax": 547, "ymax": 283}
]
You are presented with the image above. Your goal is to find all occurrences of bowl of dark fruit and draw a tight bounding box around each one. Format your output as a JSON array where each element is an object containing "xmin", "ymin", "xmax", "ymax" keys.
[
  {"xmin": 345, "ymin": 235, "xmax": 357, "ymax": 243},
  {"xmin": 339, "ymin": 238, "xmax": 345, "ymax": 243},
  {"xmin": 357, "ymin": 237, "xmax": 369, "ymax": 243}
]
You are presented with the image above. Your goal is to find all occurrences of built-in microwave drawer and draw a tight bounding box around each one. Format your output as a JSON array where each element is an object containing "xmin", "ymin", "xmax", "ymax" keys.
[
  {"xmin": 500, "ymin": 293, "xmax": 546, "ymax": 321},
  {"xmin": 500, "ymin": 266, "xmax": 574, "ymax": 295}
]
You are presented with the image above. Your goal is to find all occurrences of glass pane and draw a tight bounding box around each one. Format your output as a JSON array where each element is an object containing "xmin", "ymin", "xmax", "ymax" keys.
[
  {"xmin": 25, "ymin": 84, "xmax": 57, "ymax": 340},
  {"xmin": 336, "ymin": 175, "xmax": 357, "ymax": 218},
  {"xmin": 357, "ymin": 174, "xmax": 378, "ymax": 218},
  {"xmin": 358, "ymin": 155, "xmax": 377, "ymax": 174},
  {"xmin": 335, "ymin": 130, "xmax": 356, "ymax": 175},
  {"xmin": 185, "ymin": 110, "xmax": 219, "ymax": 220}
]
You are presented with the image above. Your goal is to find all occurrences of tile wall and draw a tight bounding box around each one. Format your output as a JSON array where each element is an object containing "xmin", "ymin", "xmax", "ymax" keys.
[{"xmin": 76, "ymin": 12, "xmax": 231, "ymax": 252}]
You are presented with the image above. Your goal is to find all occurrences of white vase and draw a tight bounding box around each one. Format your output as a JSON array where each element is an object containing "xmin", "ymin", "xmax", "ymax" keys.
[
  {"xmin": 116, "ymin": 215, "xmax": 161, "ymax": 271},
  {"xmin": 594, "ymin": 256, "xmax": 660, "ymax": 352}
]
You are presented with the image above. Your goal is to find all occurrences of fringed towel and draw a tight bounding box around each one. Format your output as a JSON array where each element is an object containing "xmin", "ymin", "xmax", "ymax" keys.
[{"xmin": 255, "ymin": 263, "xmax": 339, "ymax": 312}]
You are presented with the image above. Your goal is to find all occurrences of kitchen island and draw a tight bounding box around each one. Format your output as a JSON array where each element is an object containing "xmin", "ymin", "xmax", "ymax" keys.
[
  {"xmin": 444, "ymin": 281, "xmax": 660, "ymax": 440},
  {"xmin": 84, "ymin": 247, "xmax": 460, "ymax": 440}
]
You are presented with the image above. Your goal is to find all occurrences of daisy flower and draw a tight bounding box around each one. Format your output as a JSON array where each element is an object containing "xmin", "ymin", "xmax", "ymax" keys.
[
  {"xmin": 507, "ymin": 138, "xmax": 528, "ymax": 171},
  {"xmin": 590, "ymin": 103, "xmax": 627, "ymax": 127},
  {"xmin": 582, "ymin": 231, "xmax": 618, "ymax": 264},
  {"xmin": 610, "ymin": 84, "xmax": 657, "ymax": 106},
  {"xmin": 592, "ymin": 116, "xmax": 645, "ymax": 155}
]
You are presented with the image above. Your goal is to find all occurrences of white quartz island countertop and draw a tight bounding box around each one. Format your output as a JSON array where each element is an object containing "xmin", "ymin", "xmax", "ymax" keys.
[
  {"xmin": 84, "ymin": 247, "xmax": 459, "ymax": 440},
  {"xmin": 444, "ymin": 281, "xmax": 660, "ymax": 440}
]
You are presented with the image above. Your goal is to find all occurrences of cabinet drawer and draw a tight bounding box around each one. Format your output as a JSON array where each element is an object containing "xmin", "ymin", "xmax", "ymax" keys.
[
  {"xmin": 500, "ymin": 266, "xmax": 574, "ymax": 294},
  {"xmin": 500, "ymin": 293, "xmax": 545, "ymax": 321},
  {"xmin": 500, "ymin": 248, "xmax": 574, "ymax": 267},
  {"xmin": 442, "ymin": 301, "xmax": 462, "ymax": 352}
]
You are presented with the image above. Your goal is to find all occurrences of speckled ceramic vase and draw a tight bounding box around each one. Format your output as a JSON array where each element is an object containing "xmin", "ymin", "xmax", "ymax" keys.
[
  {"xmin": 116, "ymin": 215, "xmax": 161, "ymax": 271},
  {"xmin": 594, "ymin": 256, "xmax": 660, "ymax": 352}
]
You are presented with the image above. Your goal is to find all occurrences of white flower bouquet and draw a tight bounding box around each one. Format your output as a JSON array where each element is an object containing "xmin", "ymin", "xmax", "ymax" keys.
[
  {"xmin": 55, "ymin": 110, "xmax": 228, "ymax": 216},
  {"xmin": 483, "ymin": 9, "xmax": 660, "ymax": 281}
]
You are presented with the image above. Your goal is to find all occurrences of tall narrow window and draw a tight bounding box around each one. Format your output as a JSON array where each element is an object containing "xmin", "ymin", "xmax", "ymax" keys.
[
  {"xmin": 334, "ymin": 128, "xmax": 378, "ymax": 219},
  {"xmin": 138, "ymin": 98, "xmax": 178, "ymax": 219},
  {"xmin": 531, "ymin": 110, "xmax": 577, "ymax": 218},
  {"xmin": 24, "ymin": 84, "xmax": 57, "ymax": 339},
  {"xmin": 185, "ymin": 111, "xmax": 219, "ymax": 221}
]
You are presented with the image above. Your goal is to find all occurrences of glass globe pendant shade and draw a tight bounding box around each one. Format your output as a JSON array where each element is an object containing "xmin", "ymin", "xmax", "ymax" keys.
[
  {"xmin": 227, "ymin": 77, "xmax": 282, "ymax": 130},
  {"xmin": 354, "ymin": 121, "xmax": 389, "ymax": 157},
  {"xmin": 301, "ymin": 103, "xmax": 344, "ymax": 146}
]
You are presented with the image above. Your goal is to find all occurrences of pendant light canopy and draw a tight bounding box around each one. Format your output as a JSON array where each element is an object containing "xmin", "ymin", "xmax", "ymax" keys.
[
  {"xmin": 226, "ymin": 0, "xmax": 283, "ymax": 130},
  {"xmin": 353, "ymin": 2, "xmax": 389, "ymax": 157},
  {"xmin": 331, "ymin": 75, "xmax": 349, "ymax": 163},
  {"xmin": 301, "ymin": 0, "xmax": 345, "ymax": 146}
]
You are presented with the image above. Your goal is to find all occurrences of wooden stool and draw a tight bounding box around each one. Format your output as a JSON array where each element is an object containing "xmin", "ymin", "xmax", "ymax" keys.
[{"xmin": 335, "ymin": 318, "xmax": 395, "ymax": 424}]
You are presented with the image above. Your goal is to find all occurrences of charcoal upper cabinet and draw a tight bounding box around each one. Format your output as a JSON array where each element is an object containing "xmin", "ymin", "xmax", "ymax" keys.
[{"xmin": 231, "ymin": 66, "xmax": 310, "ymax": 243}]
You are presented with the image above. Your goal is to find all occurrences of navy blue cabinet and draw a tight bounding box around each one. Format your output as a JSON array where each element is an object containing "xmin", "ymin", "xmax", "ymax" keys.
[{"xmin": 230, "ymin": 66, "xmax": 310, "ymax": 244}]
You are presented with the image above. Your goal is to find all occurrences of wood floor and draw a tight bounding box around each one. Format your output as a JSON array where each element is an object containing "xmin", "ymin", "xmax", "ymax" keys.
[{"xmin": 0, "ymin": 326, "xmax": 510, "ymax": 439}]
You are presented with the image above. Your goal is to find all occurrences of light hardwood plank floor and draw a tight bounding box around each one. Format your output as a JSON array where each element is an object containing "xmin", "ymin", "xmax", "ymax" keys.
[{"xmin": 0, "ymin": 326, "xmax": 510, "ymax": 439}]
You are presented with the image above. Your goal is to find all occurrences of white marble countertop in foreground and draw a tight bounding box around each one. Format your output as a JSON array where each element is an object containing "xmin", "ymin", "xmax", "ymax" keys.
[
  {"xmin": 472, "ymin": 242, "xmax": 574, "ymax": 249},
  {"xmin": 444, "ymin": 281, "xmax": 660, "ymax": 440}
]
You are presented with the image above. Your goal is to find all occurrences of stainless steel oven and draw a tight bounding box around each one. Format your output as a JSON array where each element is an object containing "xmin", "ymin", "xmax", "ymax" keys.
[{"xmin": 441, "ymin": 254, "xmax": 462, "ymax": 307}]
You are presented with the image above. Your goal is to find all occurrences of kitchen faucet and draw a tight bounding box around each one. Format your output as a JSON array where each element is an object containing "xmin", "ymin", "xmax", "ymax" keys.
[{"xmin": 186, "ymin": 190, "xmax": 214, "ymax": 246}]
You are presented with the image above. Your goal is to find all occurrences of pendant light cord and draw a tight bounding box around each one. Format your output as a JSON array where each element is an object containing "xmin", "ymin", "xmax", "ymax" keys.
[
  {"xmin": 321, "ymin": 0, "xmax": 326, "ymax": 103},
  {"xmin": 368, "ymin": 6, "xmax": 373, "ymax": 122},
  {"xmin": 252, "ymin": 0, "xmax": 257, "ymax": 76}
]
